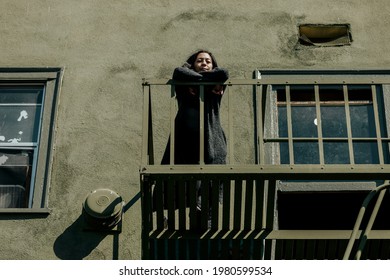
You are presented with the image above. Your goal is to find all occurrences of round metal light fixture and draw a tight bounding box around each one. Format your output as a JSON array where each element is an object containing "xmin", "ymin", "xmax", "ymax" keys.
[{"xmin": 82, "ymin": 188, "xmax": 123, "ymax": 230}]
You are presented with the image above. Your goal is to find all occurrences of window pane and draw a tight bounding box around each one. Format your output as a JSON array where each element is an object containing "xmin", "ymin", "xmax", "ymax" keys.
[
  {"xmin": 321, "ymin": 106, "xmax": 347, "ymax": 137},
  {"xmin": 0, "ymin": 149, "xmax": 32, "ymax": 208},
  {"xmin": 292, "ymin": 106, "xmax": 317, "ymax": 137},
  {"xmin": 290, "ymin": 86, "xmax": 315, "ymax": 102},
  {"xmin": 383, "ymin": 143, "xmax": 390, "ymax": 164},
  {"xmin": 278, "ymin": 106, "xmax": 287, "ymax": 137},
  {"xmin": 324, "ymin": 141, "xmax": 350, "ymax": 164},
  {"xmin": 293, "ymin": 141, "xmax": 319, "ymax": 164},
  {"xmin": 350, "ymin": 104, "xmax": 376, "ymax": 137},
  {"xmin": 319, "ymin": 85, "xmax": 344, "ymax": 102},
  {"xmin": 0, "ymin": 86, "xmax": 43, "ymax": 104},
  {"xmin": 353, "ymin": 142, "xmax": 379, "ymax": 164},
  {"xmin": 0, "ymin": 106, "xmax": 41, "ymax": 143},
  {"xmin": 280, "ymin": 142, "xmax": 289, "ymax": 164},
  {"xmin": 0, "ymin": 86, "xmax": 44, "ymax": 145},
  {"xmin": 278, "ymin": 106, "xmax": 317, "ymax": 138}
]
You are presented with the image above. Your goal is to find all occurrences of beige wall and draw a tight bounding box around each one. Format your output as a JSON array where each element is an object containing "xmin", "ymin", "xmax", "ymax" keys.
[{"xmin": 1, "ymin": 0, "xmax": 390, "ymax": 259}]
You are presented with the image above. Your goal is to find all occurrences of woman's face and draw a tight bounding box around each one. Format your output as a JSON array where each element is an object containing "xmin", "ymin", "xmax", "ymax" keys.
[{"xmin": 193, "ymin": 52, "xmax": 213, "ymax": 72}]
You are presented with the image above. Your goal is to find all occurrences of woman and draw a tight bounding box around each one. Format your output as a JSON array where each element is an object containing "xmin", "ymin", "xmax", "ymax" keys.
[
  {"xmin": 162, "ymin": 50, "xmax": 229, "ymax": 165},
  {"xmin": 158, "ymin": 50, "xmax": 229, "ymax": 228}
]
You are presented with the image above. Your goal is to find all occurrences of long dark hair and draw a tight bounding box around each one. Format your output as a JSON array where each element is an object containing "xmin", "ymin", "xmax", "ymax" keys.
[{"xmin": 185, "ymin": 49, "xmax": 219, "ymax": 69}]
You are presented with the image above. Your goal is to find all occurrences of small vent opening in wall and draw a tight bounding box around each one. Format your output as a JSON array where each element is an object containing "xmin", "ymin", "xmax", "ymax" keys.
[{"xmin": 298, "ymin": 24, "xmax": 352, "ymax": 47}]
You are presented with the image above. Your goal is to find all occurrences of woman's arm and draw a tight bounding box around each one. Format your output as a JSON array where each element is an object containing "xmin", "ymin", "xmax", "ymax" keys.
[
  {"xmin": 172, "ymin": 66, "xmax": 229, "ymax": 96},
  {"xmin": 172, "ymin": 66, "xmax": 202, "ymax": 97},
  {"xmin": 172, "ymin": 66, "xmax": 203, "ymax": 81},
  {"xmin": 199, "ymin": 67, "xmax": 229, "ymax": 82},
  {"xmin": 201, "ymin": 68, "xmax": 229, "ymax": 95}
]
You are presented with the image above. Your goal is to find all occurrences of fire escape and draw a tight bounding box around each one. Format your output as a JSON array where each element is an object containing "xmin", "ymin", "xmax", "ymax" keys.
[{"xmin": 140, "ymin": 70, "xmax": 390, "ymax": 259}]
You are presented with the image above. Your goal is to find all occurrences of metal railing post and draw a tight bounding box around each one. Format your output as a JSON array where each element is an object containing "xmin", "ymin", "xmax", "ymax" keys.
[{"xmin": 199, "ymin": 85, "xmax": 205, "ymax": 165}]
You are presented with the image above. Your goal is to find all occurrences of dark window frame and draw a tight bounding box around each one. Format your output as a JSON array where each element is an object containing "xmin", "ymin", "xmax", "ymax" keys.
[{"xmin": 0, "ymin": 68, "xmax": 63, "ymax": 213}]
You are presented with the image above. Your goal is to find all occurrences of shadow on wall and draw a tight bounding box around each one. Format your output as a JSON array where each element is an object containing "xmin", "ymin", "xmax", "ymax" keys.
[
  {"xmin": 53, "ymin": 192, "xmax": 140, "ymax": 260},
  {"xmin": 53, "ymin": 215, "xmax": 110, "ymax": 260}
]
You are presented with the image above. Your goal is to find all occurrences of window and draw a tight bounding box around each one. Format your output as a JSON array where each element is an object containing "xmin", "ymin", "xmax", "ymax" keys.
[
  {"xmin": 258, "ymin": 70, "xmax": 390, "ymax": 230},
  {"xmin": 276, "ymin": 84, "xmax": 389, "ymax": 165},
  {"xmin": 0, "ymin": 68, "xmax": 63, "ymax": 212}
]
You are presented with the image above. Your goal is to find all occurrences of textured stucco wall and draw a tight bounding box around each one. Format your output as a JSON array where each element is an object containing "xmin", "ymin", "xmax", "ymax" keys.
[{"xmin": 1, "ymin": 0, "xmax": 390, "ymax": 259}]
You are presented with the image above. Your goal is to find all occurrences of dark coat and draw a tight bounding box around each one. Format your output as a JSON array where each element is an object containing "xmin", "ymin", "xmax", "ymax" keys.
[
  {"xmin": 161, "ymin": 65, "xmax": 229, "ymax": 165},
  {"xmin": 153, "ymin": 65, "xmax": 229, "ymax": 212}
]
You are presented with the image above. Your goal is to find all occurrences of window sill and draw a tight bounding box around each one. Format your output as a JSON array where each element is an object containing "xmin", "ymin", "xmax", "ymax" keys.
[{"xmin": 0, "ymin": 208, "xmax": 51, "ymax": 214}]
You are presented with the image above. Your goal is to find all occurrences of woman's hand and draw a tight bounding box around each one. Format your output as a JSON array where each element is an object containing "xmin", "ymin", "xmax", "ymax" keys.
[
  {"xmin": 188, "ymin": 87, "xmax": 197, "ymax": 96},
  {"xmin": 211, "ymin": 85, "xmax": 224, "ymax": 95}
]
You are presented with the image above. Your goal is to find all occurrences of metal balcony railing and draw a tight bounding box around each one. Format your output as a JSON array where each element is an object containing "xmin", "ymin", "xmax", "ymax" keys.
[{"xmin": 140, "ymin": 70, "xmax": 390, "ymax": 260}]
